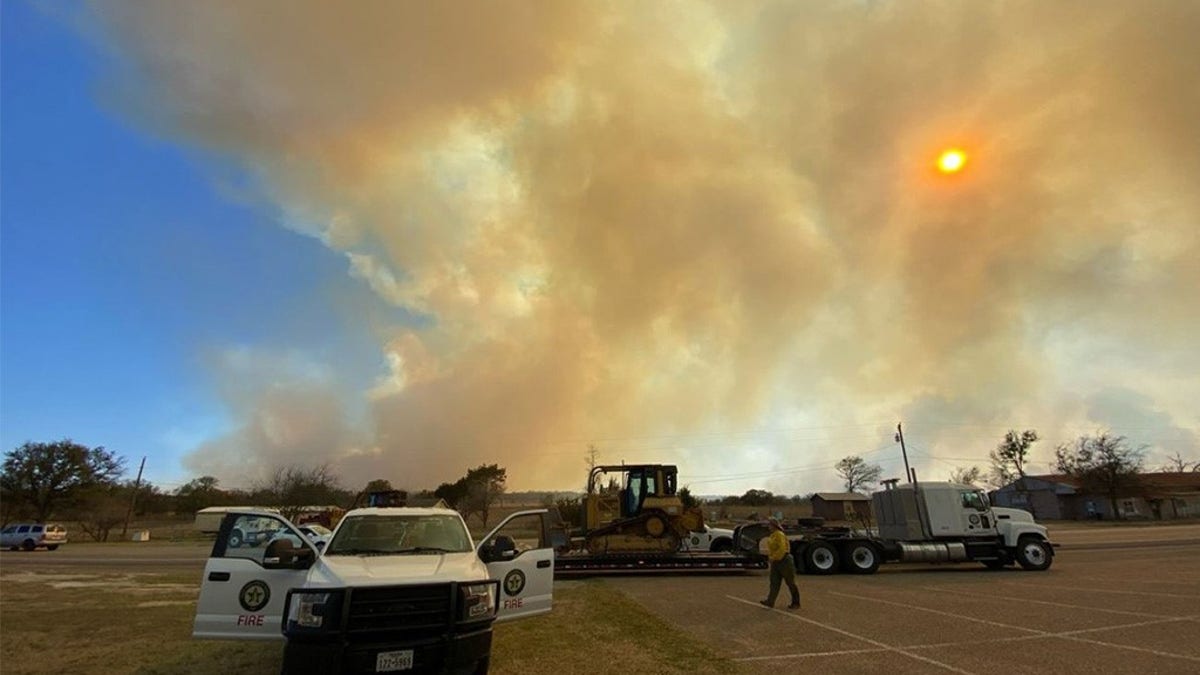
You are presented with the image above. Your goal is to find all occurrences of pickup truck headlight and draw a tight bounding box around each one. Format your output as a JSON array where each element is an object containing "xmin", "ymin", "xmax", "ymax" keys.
[
  {"xmin": 285, "ymin": 590, "xmax": 344, "ymax": 632},
  {"xmin": 459, "ymin": 582, "xmax": 498, "ymax": 622}
]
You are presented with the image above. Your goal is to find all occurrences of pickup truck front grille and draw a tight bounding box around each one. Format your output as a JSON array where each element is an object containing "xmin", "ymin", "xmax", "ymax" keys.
[{"xmin": 346, "ymin": 583, "xmax": 453, "ymax": 633}]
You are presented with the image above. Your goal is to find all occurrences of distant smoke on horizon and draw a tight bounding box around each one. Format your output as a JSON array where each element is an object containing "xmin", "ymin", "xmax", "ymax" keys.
[{"xmin": 87, "ymin": 0, "xmax": 1199, "ymax": 491}]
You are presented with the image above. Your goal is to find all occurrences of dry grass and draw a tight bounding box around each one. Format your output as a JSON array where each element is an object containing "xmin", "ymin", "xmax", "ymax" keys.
[{"xmin": 0, "ymin": 568, "xmax": 735, "ymax": 675}]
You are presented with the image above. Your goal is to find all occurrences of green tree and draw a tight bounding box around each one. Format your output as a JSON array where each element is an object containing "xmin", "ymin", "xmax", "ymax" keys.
[
  {"xmin": 434, "ymin": 480, "xmax": 469, "ymax": 508},
  {"xmin": 364, "ymin": 479, "xmax": 394, "ymax": 493},
  {"xmin": 1, "ymin": 440, "xmax": 125, "ymax": 521},
  {"xmin": 739, "ymin": 489, "xmax": 775, "ymax": 506},
  {"xmin": 175, "ymin": 475, "xmax": 226, "ymax": 514},
  {"xmin": 835, "ymin": 455, "xmax": 882, "ymax": 493},
  {"xmin": 460, "ymin": 464, "xmax": 507, "ymax": 527},
  {"xmin": 678, "ymin": 486, "xmax": 698, "ymax": 509},
  {"xmin": 1056, "ymin": 432, "xmax": 1146, "ymax": 520}
]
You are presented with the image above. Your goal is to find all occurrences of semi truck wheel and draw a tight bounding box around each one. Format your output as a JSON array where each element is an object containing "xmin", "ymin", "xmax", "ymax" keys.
[
  {"xmin": 803, "ymin": 541, "xmax": 840, "ymax": 574},
  {"xmin": 841, "ymin": 542, "xmax": 880, "ymax": 574},
  {"xmin": 1015, "ymin": 537, "xmax": 1052, "ymax": 571}
]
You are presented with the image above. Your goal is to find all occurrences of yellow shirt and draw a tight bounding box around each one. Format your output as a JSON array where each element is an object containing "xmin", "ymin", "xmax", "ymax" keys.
[{"xmin": 766, "ymin": 530, "xmax": 789, "ymax": 562}]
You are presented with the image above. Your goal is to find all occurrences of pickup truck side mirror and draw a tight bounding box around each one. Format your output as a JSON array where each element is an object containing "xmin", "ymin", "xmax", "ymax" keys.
[
  {"xmin": 480, "ymin": 534, "xmax": 517, "ymax": 562},
  {"xmin": 263, "ymin": 538, "xmax": 315, "ymax": 570}
]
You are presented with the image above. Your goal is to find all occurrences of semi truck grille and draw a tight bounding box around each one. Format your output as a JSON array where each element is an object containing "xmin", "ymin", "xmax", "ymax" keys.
[{"xmin": 347, "ymin": 583, "xmax": 453, "ymax": 633}]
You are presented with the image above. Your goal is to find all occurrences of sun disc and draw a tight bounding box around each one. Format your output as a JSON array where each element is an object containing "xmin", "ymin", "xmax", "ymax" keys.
[{"xmin": 937, "ymin": 149, "xmax": 967, "ymax": 174}]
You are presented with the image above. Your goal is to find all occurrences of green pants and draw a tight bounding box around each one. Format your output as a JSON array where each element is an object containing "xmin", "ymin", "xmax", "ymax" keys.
[{"xmin": 766, "ymin": 554, "xmax": 800, "ymax": 606}]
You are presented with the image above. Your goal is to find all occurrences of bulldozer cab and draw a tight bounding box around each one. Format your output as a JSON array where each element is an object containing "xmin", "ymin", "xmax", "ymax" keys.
[
  {"xmin": 620, "ymin": 465, "xmax": 677, "ymax": 517},
  {"xmin": 585, "ymin": 464, "xmax": 684, "ymax": 530}
]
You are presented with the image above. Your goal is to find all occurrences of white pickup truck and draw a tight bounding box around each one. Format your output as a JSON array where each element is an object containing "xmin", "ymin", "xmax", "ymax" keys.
[
  {"xmin": 194, "ymin": 506, "xmax": 564, "ymax": 674},
  {"xmin": 678, "ymin": 524, "xmax": 735, "ymax": 552}
]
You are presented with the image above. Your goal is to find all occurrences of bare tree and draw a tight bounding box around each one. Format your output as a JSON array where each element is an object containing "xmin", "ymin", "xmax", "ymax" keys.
[
  {"xmin": 258, "ymin": 465, "xmax": 343, "ymax": 522},
  {"xmin": 1160, "ymin": 451, "xmax": 1199, "ymax": 473},
  {"xmin": 990, "ymin": 430, "xmax": 1039, "ymax": 517},
  {"xmin": 949, "ymin": 466, "xmax": 983, "ymax": 486},
  {"xmin": 1055, "ymin": 432, "xmax": 1146, "ymax": 520},
  {"xmin": 835, "ymin": 456, "xmax": 883, "ymax": 493}
]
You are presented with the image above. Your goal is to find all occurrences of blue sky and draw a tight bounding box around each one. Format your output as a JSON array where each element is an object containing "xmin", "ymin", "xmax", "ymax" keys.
[
  {"xmin": 1, "ymin": 2, "xmax": 382, "ymax": 490},
  {"xmin": 3, "ymin": 2, "xmax": 1197, "ymax": 494}
]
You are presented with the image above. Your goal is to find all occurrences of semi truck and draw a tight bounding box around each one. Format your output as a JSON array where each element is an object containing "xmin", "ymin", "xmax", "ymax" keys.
[{"xmin": 738, "ymin": 479, "xmax": 1054, "ymax": 575}]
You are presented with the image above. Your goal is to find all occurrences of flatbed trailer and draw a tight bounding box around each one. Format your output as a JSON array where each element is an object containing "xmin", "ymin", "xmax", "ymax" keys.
[{"xmin": 554, "ymin": 550, "xmax": 767, "ymax": 576}]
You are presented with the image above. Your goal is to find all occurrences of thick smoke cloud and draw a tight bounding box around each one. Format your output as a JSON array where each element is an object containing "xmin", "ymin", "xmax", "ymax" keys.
[{"xmin": 90, "ymin": 1, "xmax": 1199, "ymax": 490}]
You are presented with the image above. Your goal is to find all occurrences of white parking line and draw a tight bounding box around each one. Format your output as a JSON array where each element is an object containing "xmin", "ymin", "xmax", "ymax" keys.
[
  {"xmin": 1071, "ymin": 576, "xmax": 1200, "ymax": 589},
  {"xmin": 921, "ymin": 585, "xmax": 1169, "ymax": 618},
  {"xmin": 836, "ymin": 590, "xmax": 1200, "ymax": 664},
  {"xmin": 733, "ymin": 616, "xmax": 1199, "ymax": 663},
  {"xmin": 1000, "ymin": 580, "xmax": 1200, "ymax": 599},
  {"xmin": 726, "ymin": 595, "xmax": 979, "ymax": 675}
]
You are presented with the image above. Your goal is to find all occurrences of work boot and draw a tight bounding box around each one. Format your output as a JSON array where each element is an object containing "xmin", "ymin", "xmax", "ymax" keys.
[{"xmin": 758, "ymin": 600, "xmax": 773, "ymax": 608}]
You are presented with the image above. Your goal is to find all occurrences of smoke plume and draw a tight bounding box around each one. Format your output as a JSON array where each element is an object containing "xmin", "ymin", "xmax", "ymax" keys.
[{"xmin": 90, "ymin": 0, "xmax": 1199, "ymax": 491}]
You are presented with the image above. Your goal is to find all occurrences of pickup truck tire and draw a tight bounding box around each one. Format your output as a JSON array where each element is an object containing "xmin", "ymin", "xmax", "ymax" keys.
[
  {"xmin": 711, "ymin": 538, "xmax": 733, "ymax": 553},
  {"xmin": 46, "ymin": 545, "xmax": 59, "ymax": 551},
  {"xmin": 21, "ymin": 539, "xmax": 35, "ymax": 551},
  {"xmin": 228, "ymin": 529, "xmax": 244, "ymax": 548},
  {"xmin": 842, "ymin": 542, "xmax": 880, "ymax": 574},
  {"xmin": 803, "ymin": 541, "xmax": 840, "ymax": 575},
  {"xmin": 1015, "ymin": 537, "xmax": 1052, "ymax": 571}
]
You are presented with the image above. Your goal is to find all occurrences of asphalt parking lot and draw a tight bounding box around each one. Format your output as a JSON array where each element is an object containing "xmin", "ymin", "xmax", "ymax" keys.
[{"xmin": 609, "ymin": 531, "xmax": 1200, "ymax": 674}]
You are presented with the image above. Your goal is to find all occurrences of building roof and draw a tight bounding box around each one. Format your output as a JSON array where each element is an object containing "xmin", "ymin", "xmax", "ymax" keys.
[
  {"xmin": 812, "ymin": 492, "xmax": 871, "ymax": 502},
  {"xmin": 1022, "ymin": 472, "xmax": 1200, "ymax": 494}
]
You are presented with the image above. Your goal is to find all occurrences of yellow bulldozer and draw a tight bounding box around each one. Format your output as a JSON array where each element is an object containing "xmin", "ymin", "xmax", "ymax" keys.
[{"xmin": 581, "ymin": 464, "xmax": 705, "ymax": 554}]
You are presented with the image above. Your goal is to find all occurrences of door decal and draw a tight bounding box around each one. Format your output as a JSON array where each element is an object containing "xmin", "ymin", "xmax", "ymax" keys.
[
  {"xmin": 239, "ymin": 580, "xmax": 271, "ymax": 612},
  {"xmin": 503, "ymin": 569, "xmax": 526, "ymax": 596}
]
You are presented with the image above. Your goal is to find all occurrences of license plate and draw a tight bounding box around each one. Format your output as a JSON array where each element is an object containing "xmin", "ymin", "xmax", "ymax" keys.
[{"xmin": 375, "ymin": 649, "xmax": 413, "ymax": 672}]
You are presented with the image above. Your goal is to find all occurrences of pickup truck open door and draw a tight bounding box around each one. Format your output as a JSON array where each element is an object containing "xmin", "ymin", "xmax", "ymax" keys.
[
  {"xmin": 193, "ymin": 511, "xmax": 318, "ymax": 640},
  {"xmin": 477, "ymin": 509, "xmax": 564, "ymax": 621}
]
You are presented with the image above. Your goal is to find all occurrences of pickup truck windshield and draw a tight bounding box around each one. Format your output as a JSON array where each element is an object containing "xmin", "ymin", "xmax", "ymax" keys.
[{"xmin": 325, "ymin": 514, "xmax": 472, "ymax": 555}]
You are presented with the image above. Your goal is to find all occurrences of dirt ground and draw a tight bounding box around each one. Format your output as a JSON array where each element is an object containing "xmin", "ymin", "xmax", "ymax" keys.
[{"xmin": 607, "ymin": 526, "xmax": 1200, "ymax": 674}]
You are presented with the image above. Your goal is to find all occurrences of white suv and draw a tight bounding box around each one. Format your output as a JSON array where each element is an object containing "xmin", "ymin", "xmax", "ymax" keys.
[{"xmin": 2, "ymin": 523, "xmax": 68, "ymax": 551}]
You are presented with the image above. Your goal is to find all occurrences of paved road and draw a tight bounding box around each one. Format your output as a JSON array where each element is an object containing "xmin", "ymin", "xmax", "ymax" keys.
[
  {"xmin": 0, "ymin": 542, "xmax": 211, "ymax": 570},
  {"xmin": 609, "ymin": 537, "xmax": 1200, "ymax": 674}
]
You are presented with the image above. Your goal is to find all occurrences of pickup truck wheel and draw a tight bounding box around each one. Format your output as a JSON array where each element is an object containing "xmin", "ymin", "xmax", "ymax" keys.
[
  {"xmin": 228, "ymin": 530, "xmax": 244, "ymax": 548},
  {"xmin": 21, "ymin": 539, "xmax": 35, "ymax": 551},
  {"xmin": 1015, "ymin": 537, "xmax": 1052, "ymax": 571},
  {"xmin": 842, "ymin": 542, "xmax": 880, "ymax": 574},
  {"xmin": 804, "ymin": 542, "xmax": 839, "ymax": 575},
  {"xmin": 711, "ymin": 538, "xmax": 732, "ymax": 553}
]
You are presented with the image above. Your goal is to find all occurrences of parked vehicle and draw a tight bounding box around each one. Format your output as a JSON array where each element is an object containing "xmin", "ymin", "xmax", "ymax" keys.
[
  {"xmin": 1, "ymin": 523, "xmax": 68, "ymax": 551},
  {"xmin": 679, "ymin": 524, "xmax": 735, "ymax": 552},
  {"xmin": 193, "ymin": 506, "xmax": 562, "ymax": 673},
  {"xmin": 266, "ymin": 524, "xmax": 332, "ymax": 551},
  {"xmin": 736, "ymin": 480, "xmax": 1054, "ymax": 575}
]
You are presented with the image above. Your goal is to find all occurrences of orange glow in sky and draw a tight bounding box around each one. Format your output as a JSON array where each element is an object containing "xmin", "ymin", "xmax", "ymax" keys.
[{"xmin": 937, "ymin": 148, "xmax": 968, "ymax": 173}]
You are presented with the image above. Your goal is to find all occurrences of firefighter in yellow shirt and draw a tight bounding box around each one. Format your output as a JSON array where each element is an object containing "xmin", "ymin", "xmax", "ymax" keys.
[{"xmin": 760, "ymin": 517, "xmax": 801, "ymax": 609}]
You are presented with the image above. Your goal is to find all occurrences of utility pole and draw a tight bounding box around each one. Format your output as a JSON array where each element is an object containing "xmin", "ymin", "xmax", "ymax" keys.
[
  {"xmin": 894, "ymin": 423, "xmax": 912, "ymax": 484},
  {"xmin": 122, "ymin": 456, "xmax": 146, "ymax": 538}
]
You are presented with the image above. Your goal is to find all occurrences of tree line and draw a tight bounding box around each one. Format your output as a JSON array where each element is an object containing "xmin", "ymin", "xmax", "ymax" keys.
[{"xmin": 1, "ymin": 439, "xmax": 513, "ymax": 538}]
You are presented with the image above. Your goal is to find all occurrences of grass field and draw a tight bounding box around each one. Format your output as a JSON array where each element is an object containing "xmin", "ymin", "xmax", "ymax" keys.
[{"xmin": 0, "ymin": 566, "xmax": 736, "ymax": 675}]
